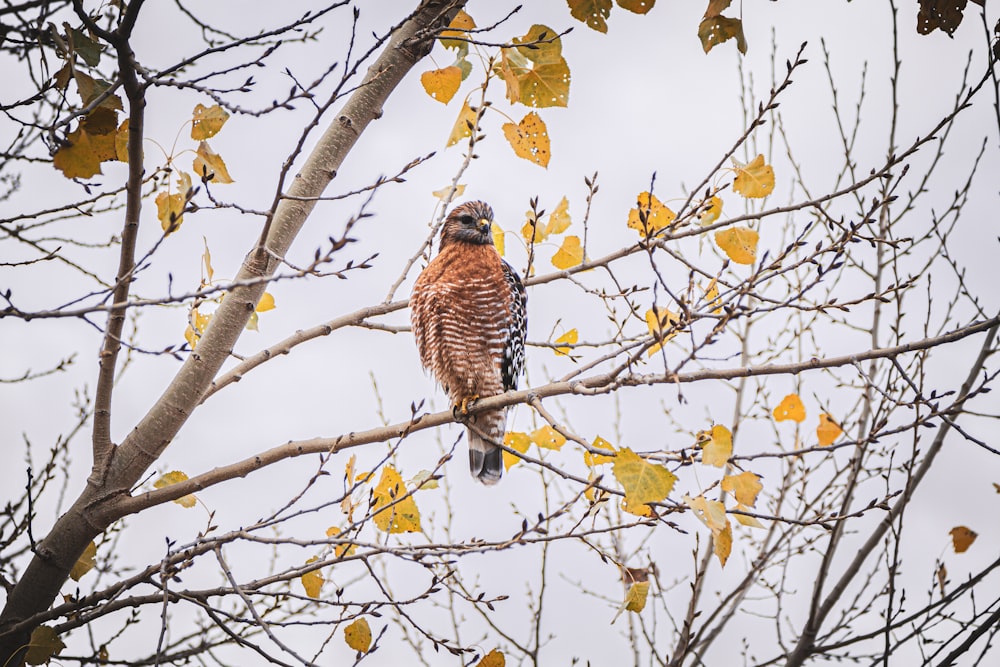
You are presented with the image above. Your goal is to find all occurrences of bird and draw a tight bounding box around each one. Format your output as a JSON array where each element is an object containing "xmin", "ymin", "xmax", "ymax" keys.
[{"xmin": 410, "ymin": 201, "xmax": 527, "ymax": 485}]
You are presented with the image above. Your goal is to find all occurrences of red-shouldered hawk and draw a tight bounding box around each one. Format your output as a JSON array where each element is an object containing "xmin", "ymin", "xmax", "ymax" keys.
[{"xmin": 411, "ymin": 201, "xmax": 527, "ymax": 485}]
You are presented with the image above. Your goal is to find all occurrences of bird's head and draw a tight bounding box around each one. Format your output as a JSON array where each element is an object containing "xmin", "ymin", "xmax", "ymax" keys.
[{"xmin": 440, "ymin": 200, "xmax": 495, "ymax": 248}]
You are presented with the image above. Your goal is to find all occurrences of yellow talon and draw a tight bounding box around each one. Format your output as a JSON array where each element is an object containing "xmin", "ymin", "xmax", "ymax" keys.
[{"xmin": 454, "ymin": 395, "xmax": 480, "ymax": 417}]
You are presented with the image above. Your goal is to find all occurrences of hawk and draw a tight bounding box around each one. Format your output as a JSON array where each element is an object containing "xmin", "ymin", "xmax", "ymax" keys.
[{"xmin": 410, "ymin": 201, "xmax": 527, "ymax": 484}]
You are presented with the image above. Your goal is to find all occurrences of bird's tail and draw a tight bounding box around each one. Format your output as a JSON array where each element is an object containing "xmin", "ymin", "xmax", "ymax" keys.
[{"xmin": 467, "ymin": 408, "xmax": 506, "ymax": 485}]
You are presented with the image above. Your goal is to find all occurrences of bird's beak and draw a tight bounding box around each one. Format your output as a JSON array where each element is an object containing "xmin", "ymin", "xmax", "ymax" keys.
[{"xmin": 478, "ymin": 218, "xmax": 491, "ymax": 232}]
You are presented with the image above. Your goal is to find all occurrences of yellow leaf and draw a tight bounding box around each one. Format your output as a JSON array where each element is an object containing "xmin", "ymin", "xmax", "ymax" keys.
[
  {"xmin": 698, "ymin": 424, "xmax": 733, "ymax": 467},
  {"xmin": 372, "ymin": 465, "xmax": 421, "ymax": 533},
  {"xmin": 476, "ymin": 649, "xmax": 506, "ymax": 667},
  {"xmin": 440, "ymin": 9, "xmax": 476, "ymax": 48},
  {"xmin": 551, "ymin": 235, "xmax": 583, "ymax": 269},
  {"xmin": 497, "ymin": 25, "xmax": 571, "ymax": 108},
  {"xmin": 153, "ymin": 470, "xmax": 197, "ymax": 508},
  {"xmin": 191, "ymin": 103, "xmax": 229, "ymax": 140},
  {"xmin": 624, "ymin": 580, "xmax": 649, "ymax": 612},
  {"xmin": 202, "ymin": 238, "xmax": 214, "ymax": 282},
  {"xmin": 255, "ymin": 292, "xmax": 276, "ymax": 312},
  {"xmin": 301, "ymin": 556, "xmax": 324, "ymax": 598},
  {"xmin": 950, "ymin": 526, "xmax": 977, "ymax": 553},
  {"xmin": 53, "ymin": 122, "xmax": 112, "ymax": 179},
  {"xmin": 69, "ymin": 540, "xmax": 97, "ymax": 581},
  {"xmin": 645, "ymin": 306, "xmax": 679, "ymax": 356},
  {"xmin": 502, "ymin": 111, "xmax": 550, "ymax": 167},
  {"xmin": 613, "ymin": 448, "xmax": 677, "ymax": 512},
  {"xmin": 432, "ymin": 183, "xmax": 466, "ymax": 201},
  {"xmin": 617, "ymin": 0, "xmax": 655, "ymax": 13},
  {"xmin": 344, "ymin": 617, "xmax": 372, "ymax": 653},
  {"xmin": 74, "ymin": 70, "xmax": 122, "ymax": 110},
  {"xmin": 773, "ymin": 394, "xmax": 806, "ymax": 422},
  {"xmin": 732, "ymin": 503, "xmax": 764, "ymax": 528},
  {"xmin": 714, "ymin": 520, "xmax": 733, "ymax": 566},
  {"xmin": 698, "ymin": 15, "xmax": 747, "ymax": 54},
  {"xmin": 627, "ymin": 191, "xmax": 676, "ymax": 235},
  {"xmin": 684, "ymin": 494, "xmax": 728, "ymax": 533},
  {"xmin": 584, "ymin": 436, "xmax": 617, "ymax": 466},
  {"xmin": 25, "ymin": 626, "xmax": 65, "ymax": 666},
  {"xmin": 699, "ymin": 195, "xmax": 723, "ymax": 225},
  {"xmin": 714, "ymin": 227, "xmax": 759, "ymax": 265},
  {"xmin": 447, "ymin": 100, "xmax": 477, "ymax": 147},
  {"xmin": 703, "ymin": 278, "xmax": 722, "ymax": 313},
  {"xmin": 491, "ymin": 222, "xmax": 506, "ymax": 256},
  {"xmin": 156, "ymin": 188, "xmax": 187, "ymax": 234},
  {"xmin": 185, "ymin": 308, "xmax": 211, "ymax": 350},
  {"xmin": 326, "ymin": 527, "xmax": 358, "ymax": 558},
  {"xmin": 521, "ymin": 212, "xmax": 544, "ymax": 243},
  {"xmin": 503, "ymin": 431, "xmax": 531, "ymax": 471},
  {"xmin": 816, "ymin": 413, "xmax": 843, "ymax": 446},
  {"xmin": 732, "ymin": 154, "xmax": 775, "ymax": 198},
  {"xmin": 721, "ymin": 471, "xmax": 762, "ymax": 507},
  {"xmin": 193, "ymin": 141, "xmax": 234, "ymax": 183},
  {"xmin": 544, "ymin": 196, "xmax": 572, "ymax": 235},
  {"xmin": 531, "ymin": 425, "xmax": 566, "ymax": 451},
  {"xmin": 115, "ymin": 118, "xmax": 130, "ymax": 162},
  {"xmin": 420, "ymin": 66, "xmax": 462, "ymax": 104},
  {"xmin": 553, "ymin": 328, "xmax": 578, "ymax": 356},
  {"xmin": 567, "ymin": 0, "xmax": 612, "ymax": 33}
]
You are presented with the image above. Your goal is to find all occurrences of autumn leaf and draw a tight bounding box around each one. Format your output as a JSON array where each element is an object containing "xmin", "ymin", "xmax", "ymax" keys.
[
  {"xmin": 69, "ymin": 540, "xmax": 97, "ymax": 581},
  {"xmin": 950, "ymin": 526, "xmax": 977, "ymax": 553},
  {"xmin": 544, "ymin": 196, "xmax": 572, "ymax": 235},
  {"xmin": 497, "ymin": 25, "xmax": 571, "ymax": 108},
  {"xmin": 491, "ymin": 222, "xmax": 506, "ymax": 256},
  {"xmin": 503, "ymin": 431, "xmax": 531, "ymax": 471},
  {"xmin": 627, "ymin": 191, "xmax": 676, "ymax": 235},
  {"xmin": 721, "ymin": 471, "xmax": 762, "ymax": 507},
  {"xmin": 476, "ymin": 649, "xmax": 506, "ymax": 667},
  {"xmin": 732, "ymin": 504, "xmax": 764, "ymax": 528},
  {"xmin": 584, "ymin": 436, "xmax": 617, "ymax": 466},
  {"xmin": 699, "ymin": 195, "xmax": 723, "ymax": 225},
  {"xmin": 372, "ymin": 465, "xmax": 421, "ymax": 533},
  {"xmin": 503, "ymin": 111, "xmax": 551, "ymax": 167},
  {"xmin": 684, "ymin": 494, "xmax": 732, "ymax": 565},
  {"xmin": 191, "ymin": 103, "xmax": 229, "ymax": 140},
  {"xmin": 301, "ymin": 556, "xmax": 324, "ymax": 598},
  {"xmin": 645, "ymin": 305, "xmax": 679, "ymax": 356},
  {"xmin": 256, "ymin": 292, "xmax": 276, "ymax": 312},
  {"xmin": 521, "ymin": 212, "xmax": 544, "ymax": 244},
  {"xmin": 816, "ymin": 413, "xmax": 843, "ymax": 446},
  {"xmin": 704, "ymin": 0, "xmax": 733, "ymax": 17},
  {"xmin": 53, "ymin": 125, "xmax": 105, "ymax": 179},
  {"xmin": 732, "ymin": 154, "xmax": 775, "ymax": 198},
  {"xmin": 25, "ymin": 626, "xmax": 65, "ymax": 666},
  {"xmin": 326, "ymin": 526, "xmax": 358, "ymax": 558},
  {"xmin": 440, "ymin": 9, "xmax": 476, "ymax": 48},
  {"xmin": 531, "ymin": 425, "xmax": 567, "ymax": 451},
  {"xmin": 193, "ymin": 141, "xmax": 234, "ymax": 183},
  {"xmin": 773, "ymin": 394, "xmax": 806, "ymax": 422},
  {"xmin": 567, "ymin": 0, "xmax": 613, "ymax": 33},
  {"xmin": 552, "ymin": 235, "xmax": 583, "ymax": 269},
  {"xmin": 74, "ymin": 70, "xmax": 122, "ymax": 110},
  {"xmin": 618, "ymin": 0, "xmax": 655, "ymax": 13},
  {"xmin": 613, "ymin": 447, "xmax": 677, "ymax": 514},
  {"xmin": 153, "ymin": 470, "xmax": 197, "ymax": 508},
  {"xmin": 432, "ymin": 183, "xmax": 466, "ymax": 201},
  {"xmin": 447, "ymin": 100, "xmax": 478, "ymax": 147},
  {"xmin": 698, "ymin": 424, "xmax": 733, "ymax": 467},
  {"xmin": 185, "ymin": 307, "xmax": 211, "ymax": 350},
  {"xmin": 114, "ymin": 119, "xmax": 130, "ymax": 162},
  {"xmin": 714, "ymin": 227, "xmax": 759, "ymax": 265},
  {"xmin": 157, "ymin": 172, "xmax": 192, "ymax": 234},
  {"xmin": 703, "ymin": 278, "xmax": 722, "ymax": 313},
  {"xmin": 344, "ymin": 617, "xmax": 372, "ymax": 653},
  {"xmin": 698, "ymin": 15, "xmax": 747, "ymax": 54},
  {"xmin": 553, "ymin": 328, "xmax": 578, "ymax": 356},
  {"xmin": 421, "ymin": 66, "xmax": 462, "ymax": 104}
]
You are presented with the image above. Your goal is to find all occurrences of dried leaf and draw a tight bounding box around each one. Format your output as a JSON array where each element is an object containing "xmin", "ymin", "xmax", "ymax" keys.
[
  {"xmin": 698, "ymin": 15, "xmax": 747, "ymax": 54},
  {"xmin": 301, "ymin": 556, "xmax": 324, "ymax": 598},
  {"xmin": 645, "ymin": 306, "xmax": 679, "ymax": 356},
  {"xmin": 627, "ymin": 191, "xmax": 675, "ymax": 235},
  {"xmin": 698, "ymin": 424, "xmax": 733, "ymax": 467},
  {"xmin": 551, "ymin": 235, "xmax": 583, "ymax": 269},
  {"xmin": 773, "ymin": 394, "xmax": 806, "ymax": 422},
  {"xmin": 69, "ymin": 540, "xmax": 97, "ymax": 581},
  {"xmin": 544, "ymin": 196, "xmax": 572, "ymax": 235},
  {"xmin": 613, "ymin": 447, "xmax": 677, "ymax": 514},
  {"xmin": 153, "ymin": 470, "xmax": 197, "ymax": 508},
  {"xmin": 193, "ymin": 141, "xmax": 234, "ymax": 183},
  {"xmin": 950, "ymin": 526, "xmax": 977, "ymax": 553},
  {"xmin": 191, "ymin": 103, "xmax": 229, "ymax": 140},
  {"xmin": 372, "ymin": 465, "xmax": 421, "ymax": 533},
  {"xmin": 816, "ymin": 413, "xmax": 843, "ymax": 446},
  {"xmin": 732, "ymin": 154, "xmax": 775, "ymax": 198},
  {"xmin": 446, "ymin": 100, "xmax": 477, "ymax": 147},
  {"xmin": 440, "ymin": 9, "xmax": 476, "ymax": 48},
  {"xmin": 721, "ymin": 471, "xmax": 762, "ymax": 507},
  {"xmin": 502, "ymin": 111, "xmax": 551, "ymax": 167},
  {"xmin": 344, "ymin": 617, "xmax": 372, "ymax": 653},
  {"xmin": 617, "ymin": 0, "xmax": 655, "ymax": 14},
  {"xmin": 476, "ymin": 649, "xmax": 506, "ymax": 667},
  {"xmin": 432, "ymin": 183, "xmax": 466, "ymax": 201},
  {"xmin": 714, "ymin": 227, "xmax": 759, "ymax": 265},
  {"xmin": 699, "ymin": 195, "xmax": 723, "ymax": 225},
  {"xmin": 624, "ymin": 580, "xmax": 649, "ymax": 612},
  {"xmin": 497, "ymin": 25, "xmax": 571, "ymax": 108},
  {"xmin": 567, "ymin": 0, "xmax": 613, "ymax": 33},
  {"xmin": 25, "ymin": 626, "xmax": 65, "ymax": 666}
]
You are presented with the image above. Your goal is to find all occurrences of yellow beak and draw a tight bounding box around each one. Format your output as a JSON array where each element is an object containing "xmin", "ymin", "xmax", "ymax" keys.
[{"xmin": 477, "ymin": 218, "xmax": 491, "ymax": 231}]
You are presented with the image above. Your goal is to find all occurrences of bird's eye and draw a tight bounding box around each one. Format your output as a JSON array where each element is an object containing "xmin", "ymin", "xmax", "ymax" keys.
[{"xmin": 459, "ymin": 214, "xmax": 476, "ymax": 225}]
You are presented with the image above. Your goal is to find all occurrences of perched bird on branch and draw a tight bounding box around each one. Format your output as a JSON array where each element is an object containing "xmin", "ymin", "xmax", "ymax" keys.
[{"xmin": 411, "ymin": 201, "xmax": 527, "ymax": 484}]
